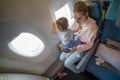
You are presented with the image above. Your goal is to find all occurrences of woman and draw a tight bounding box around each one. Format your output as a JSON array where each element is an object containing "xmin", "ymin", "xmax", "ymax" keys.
[{"xmin": 59, "ymin": 1, "xmax": 98, "ymax": 73}]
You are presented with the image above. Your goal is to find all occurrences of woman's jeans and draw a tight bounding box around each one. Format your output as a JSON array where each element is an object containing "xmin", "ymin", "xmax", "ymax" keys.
[{"xmin": 60, "ymin": 51, "xmax": 85, "ymax": 73}]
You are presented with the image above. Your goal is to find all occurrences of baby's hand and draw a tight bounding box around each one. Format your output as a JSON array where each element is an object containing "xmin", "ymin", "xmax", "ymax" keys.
[
  {"xmin": 52, "ymin": 22, "xmax": 56, "ymax": 28},
  {"xmin": 52, "ymin": 22, "xmax": 58, "ymax": 34}
]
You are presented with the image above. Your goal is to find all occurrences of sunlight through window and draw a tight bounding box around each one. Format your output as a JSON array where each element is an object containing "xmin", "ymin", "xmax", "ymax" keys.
[
  {"xmin": 55, "ymin": 4, "xmax": 72, "ymax": 24},
  {"xmin": 8, "ymin": 32, "xmax": 45, "ymax": 57}
]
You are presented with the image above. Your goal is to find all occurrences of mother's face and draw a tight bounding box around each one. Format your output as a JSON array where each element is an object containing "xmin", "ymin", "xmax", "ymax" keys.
[{"xmin": 74, "ymin": 11, "xmax": 87, "ymax": 26}]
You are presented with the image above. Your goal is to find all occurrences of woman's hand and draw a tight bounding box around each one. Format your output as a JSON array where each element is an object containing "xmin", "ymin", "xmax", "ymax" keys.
[{"xmin": 69, "ymin": 47, "xmax": 77, "ymax": 53}]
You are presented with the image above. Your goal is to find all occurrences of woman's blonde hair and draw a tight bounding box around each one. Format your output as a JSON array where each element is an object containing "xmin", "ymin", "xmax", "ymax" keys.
[{"xmin": 73, "ymin": 1, "xmax": 88, "ymax": 16}]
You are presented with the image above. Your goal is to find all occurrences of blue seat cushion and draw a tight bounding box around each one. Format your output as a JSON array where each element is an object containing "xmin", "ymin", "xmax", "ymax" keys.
[{"xmin": 86, "ymin": 56, "xmax": 120, "ymax": 80}]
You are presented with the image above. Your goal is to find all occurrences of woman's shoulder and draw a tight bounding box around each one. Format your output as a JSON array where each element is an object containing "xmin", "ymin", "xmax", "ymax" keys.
[
  {"xmin": 88, "ymin": 17, "xmax": 96, "ymax": 24},
  {"xmin": 87, "ymin": 17, "xmax": 98, "ymax": 29}
]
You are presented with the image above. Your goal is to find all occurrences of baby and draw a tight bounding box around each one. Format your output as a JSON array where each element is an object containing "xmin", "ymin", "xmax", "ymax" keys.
[{"xmin": 52, "ymin": 17, "xmax": 80, "ymax": 54}]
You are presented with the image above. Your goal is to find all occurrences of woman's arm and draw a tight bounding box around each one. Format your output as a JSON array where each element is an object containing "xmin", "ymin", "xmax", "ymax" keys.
[
  {"xmin": 76, "ymin": 30, "xmax": 97, "ymax": 53},
  {"xmin": 69, "ymin": 20, "xmax": 81, "ymax": 33},
  {"xmin": 76, "ymin": 42, "xmax": 93, "ymax": 52},
  {"xmin": 73, "ymin": 24, "xmax": 81, "ymax": 32},
  {"xmin": 70, "ymin": 29, "xmax": 97, "ymax": 53},
  {"xmin": 69, "ymin": 42, "xmax": 92, "ymax": 53}
]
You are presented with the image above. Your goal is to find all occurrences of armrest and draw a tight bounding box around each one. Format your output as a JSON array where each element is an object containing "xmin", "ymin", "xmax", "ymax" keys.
[{"xmin": 76, "ymin": 39, "xmax": 99, "ymax": 72}]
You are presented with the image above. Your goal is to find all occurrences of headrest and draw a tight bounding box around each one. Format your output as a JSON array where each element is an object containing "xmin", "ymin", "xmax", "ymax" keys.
[
  {"xmin": 105, "ymin": 1, "xmax": 120, "ymax": 20},
  {"xmin": 116, "ymin": 7, "xmax": 120, "ymax": 27},
  {"xmin": 86, "ymin": 2, "xmax": 100, "ymax": 18},
  {"xmin": 113, "ymin": 0, "xmax": 120, "ymax": 3}
]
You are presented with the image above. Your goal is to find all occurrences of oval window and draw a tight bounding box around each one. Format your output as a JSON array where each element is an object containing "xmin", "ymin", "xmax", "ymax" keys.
[{"xmin": 8, "ymin": 32, "xmax": 45, "ymax": 57}]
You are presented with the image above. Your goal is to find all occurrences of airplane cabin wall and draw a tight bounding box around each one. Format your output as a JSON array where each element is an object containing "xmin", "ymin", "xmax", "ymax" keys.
[{"xmin": 0, "ymin": 0, "xmax": 61, "ymax": 75}]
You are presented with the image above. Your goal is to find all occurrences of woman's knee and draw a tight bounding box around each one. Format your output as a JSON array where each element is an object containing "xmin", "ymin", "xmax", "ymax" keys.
[{"xmin": 64, "ymin": 60, "xmax": 71, "ymax": 68}]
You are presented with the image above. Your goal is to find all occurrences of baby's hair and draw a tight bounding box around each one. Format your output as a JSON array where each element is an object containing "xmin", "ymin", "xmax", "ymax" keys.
[{"xmin": 56, "ymin": 17, "xmax": 68, "ymax": 31}]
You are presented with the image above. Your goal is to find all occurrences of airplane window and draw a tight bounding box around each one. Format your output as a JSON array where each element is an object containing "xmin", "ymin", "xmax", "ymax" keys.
[
  {"xmin": 8, "ymin": 32, "xmax": 45, "ymax": 57},
  {"xmin": 55, "ymin": 4, "xmax": 72, "ymax": 24}
]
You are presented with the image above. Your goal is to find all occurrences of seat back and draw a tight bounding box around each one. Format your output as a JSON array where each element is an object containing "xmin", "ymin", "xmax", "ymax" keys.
[
  {"xmin": 100, "ymin": 0, "xmax": 120, "ymax": 42},
  {"xmin": 84, "ymin": 1, "xmax": 102, "ymax": 31},
  {"xmin": 83, "ymin": 1, "xmax": 102, "ymax": 39}
]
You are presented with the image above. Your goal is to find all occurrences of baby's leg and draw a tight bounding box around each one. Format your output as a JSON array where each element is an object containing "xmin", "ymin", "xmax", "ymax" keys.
[{"xmin": 60, "ymin": 52, "xmax": 67, "ymax": 61}]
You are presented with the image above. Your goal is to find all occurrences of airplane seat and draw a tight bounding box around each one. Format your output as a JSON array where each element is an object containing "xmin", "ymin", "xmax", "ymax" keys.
[
  {"xmin": 116, "ymin": 7, "xmax": 120, "ymax": 27},
  {"xmin": 86, "ymin": 1, "xmax": 120, "ymax": 80},
  {"xmin": 76, "ymin": 39, "xmax": 99, "ymax": 72},
  {"xmin": 89, "ymin": 0, "xmax": 102, "ymax": 28},
  {"xmin": 100, "ymin": 0, "xmax": 120, "ymax": 42}
]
